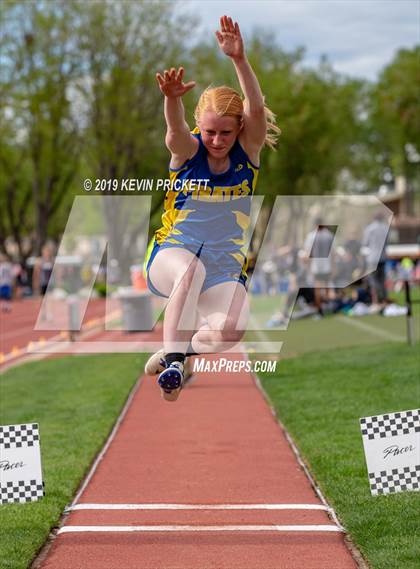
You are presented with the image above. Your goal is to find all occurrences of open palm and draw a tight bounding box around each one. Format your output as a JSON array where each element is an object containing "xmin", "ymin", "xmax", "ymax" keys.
[
  {"xmin": 215, "ymin": 15, "xmax": 244, "ymax": 59},
  {"xmin": 156, "ymin": 67, "xmax": 195, "ymax": 98}
]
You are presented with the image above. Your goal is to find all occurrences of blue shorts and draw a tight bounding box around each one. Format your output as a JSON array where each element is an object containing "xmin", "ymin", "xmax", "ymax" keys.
[
  {"xmin": 0, "ymin": 285, "xmax": 12, "ymax": 300},
  {"xmin": 145, "ymin": 239, "xmax": 247, "ymax": 299}
]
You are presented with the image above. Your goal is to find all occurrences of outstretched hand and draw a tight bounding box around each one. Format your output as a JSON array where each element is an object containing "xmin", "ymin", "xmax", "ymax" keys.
[
  {"xmin": 156, "ymin": 67, "xmax": 196, "ymax": 98},
  {"xmin": 215, "ymin": 15, "xmax": 245, "ymax": 60}
]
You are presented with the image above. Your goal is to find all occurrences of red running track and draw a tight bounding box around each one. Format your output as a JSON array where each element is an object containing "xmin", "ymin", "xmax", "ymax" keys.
[
  {"xmin": 0, "ymin": 297, "xmax": 107, "ymax": 357},
  {"xmin": 37, "ymin": 354, "xmax": 358, "ymax": 569}
]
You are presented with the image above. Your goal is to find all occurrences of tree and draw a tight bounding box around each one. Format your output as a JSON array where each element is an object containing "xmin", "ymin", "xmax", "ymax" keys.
[
  {"xmin": 0, "ymin": 1, "xmax": 83, "ymax": 257},
  {"xmin": 76, "ymin": 1, "xmax": 198, "ymax": 280},
  {"xmin": 239, "ymin": 36, "xmax": 366, "ymax": 248},
  {"xmin": 0, "ymin": 0, "xmax": 197, "ymax": 268},
  {"xmin": 368, "ymin": 47, "xmax": 420, "ymax": 208},
  {"xmin": 0, "ymin": 119, "xmax": 33, "ymax": 258}
]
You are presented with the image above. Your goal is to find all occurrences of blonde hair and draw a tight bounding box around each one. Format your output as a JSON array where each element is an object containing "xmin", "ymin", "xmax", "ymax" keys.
[{"xmin": 194, "ymin": 85, "xmax": 280, "ymax": 150}]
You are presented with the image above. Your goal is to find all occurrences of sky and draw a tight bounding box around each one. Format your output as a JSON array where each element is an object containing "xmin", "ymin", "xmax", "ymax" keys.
[{"xmin": 184, "ymin": 0, "xmax": 419, "ymax": 80}]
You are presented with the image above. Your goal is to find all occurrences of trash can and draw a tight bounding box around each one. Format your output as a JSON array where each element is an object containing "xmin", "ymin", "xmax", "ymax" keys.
[{"xmin": 117, "ymin": 287, "xmax": 154, "ymax": 332}]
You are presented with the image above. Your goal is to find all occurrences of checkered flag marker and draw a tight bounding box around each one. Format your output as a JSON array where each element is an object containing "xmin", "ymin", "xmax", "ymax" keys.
[
  {"xmin": 360, "ymin": 409, "xmax": 420, "ymax": 496},
  {"xmin": 0, "ymin": 423, "xmax": 45, "ymax": 505}
]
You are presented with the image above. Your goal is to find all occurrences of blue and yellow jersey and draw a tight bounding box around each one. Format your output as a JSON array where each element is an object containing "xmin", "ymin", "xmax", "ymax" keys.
[{"xmin": 154, "ymin": 129, "xmax": 259, "ymax": 261}]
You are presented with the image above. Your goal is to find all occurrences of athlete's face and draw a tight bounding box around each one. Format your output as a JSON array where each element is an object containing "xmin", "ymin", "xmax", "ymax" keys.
[{"xmin": 198, "ymin": 111, "xmax": 242, "ymax": 159}]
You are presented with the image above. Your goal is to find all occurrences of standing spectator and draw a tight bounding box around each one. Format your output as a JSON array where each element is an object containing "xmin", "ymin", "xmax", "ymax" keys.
[
  {"xmin": 335, "ymin": 230, "xmax": 362, "ymax": 288},
  {"xmin": 33, "ymin": 245, "xmax": 55, "ymax": 296},
  {"xmin": 33, "ymin": 245, "xmax": 55, "ymax": 322},
  {"xmin": 303, "ymin": 218, "xmax": 335, "ymax": 317},
  {"xmin": 344, "ymin": 230, "xmax": 362, "ymax": 280},
  {"xmin": 362, "ymin": 211, "xmax": 390, "ymax": 305},
  {"xmin": 13, "ymin": 260, "xmax": 30, "ymax": 298},
  {"xmin": 0, "ymin": 253, "xmax": 14, "ymax": 312}
]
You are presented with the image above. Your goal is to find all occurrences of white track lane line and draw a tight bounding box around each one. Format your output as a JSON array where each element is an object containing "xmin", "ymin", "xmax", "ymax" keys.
[
  {"xmin": 247, "ymin": 349, "xmax": 346, "ymax": 533},
  {"xmin": 247, "ymin": 314, "xmax": 284, "ymax": 352},
  {"xmin": 63, "ymin": 350, "xmax": 343, "ymax": 535},
  {"xmin": 70, "ymin": 375, "xmax": 143, "ymax": 506},
  {"xmin": 67, "ymin": 503, "xmax": 330, "ymax": 512},
  {"xmin": 336, "ymin": 314, "xmax": 405, "ymax": 342},
  {"xmin": 58, "ymin": 524, "xmax": 343, "ymax": 534}
]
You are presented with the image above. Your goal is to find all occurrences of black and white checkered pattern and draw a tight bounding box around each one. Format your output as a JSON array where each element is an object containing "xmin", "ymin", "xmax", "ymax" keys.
[
  {"xmin": 0, "ymin": 479, "xmax": 44, "ymax": 504},
  {"xmin": 360, "ymin": 410, "xmax": 420, "ymax": 440},
  {"xmin": 369, "ymin": 465, "xmax": 420, "ymax": 496},
  {"xmin": 0, "ymin": 424, "xmax": 39, "ymax": 449}
]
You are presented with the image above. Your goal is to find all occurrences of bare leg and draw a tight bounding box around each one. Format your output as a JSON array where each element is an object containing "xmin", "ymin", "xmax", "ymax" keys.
[
  {"xmin": 148, "ymin": 247, "xmax": 206, "ymax": 354},
  {"xmin": 314, "ymin": 283, "xmax": 323, "ymax": 315},
  {"xmin": 191, "ymin": 281, "xmax": 249, "ymax": 354}
]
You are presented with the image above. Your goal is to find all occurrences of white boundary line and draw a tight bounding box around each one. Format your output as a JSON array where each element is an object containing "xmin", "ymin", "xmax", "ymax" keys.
[
  {"xmin": 336, "ymin": 315, "xmax": 405, "ymax": 342},
  {"xmin": 58, "ymin": 524, "xmax": 343, "ymax": 534},
  {"xmin": 246, "ymin": 348, "xmax": 346, "ymax": 533},
  {"xmin": 67, "ymin": 503, "xmax": 330, "ymax": 512},
  {"xmin": 280, "ymin": 421, "xmax": 345, "ymax": 532},
  {"xmin": 58, "ymin": 350, "xmax": 344, "ymax": 541},
  {"xmin": 70, "ymin": 374, "xmax": 143, "ymax": 506},
  {"xmin": 31, "ymin": 372, "xmax": 145, "ymax": 568},
  {"xmin": 247, "ymin": 314, "xmax": 284, "ymax": 353}
]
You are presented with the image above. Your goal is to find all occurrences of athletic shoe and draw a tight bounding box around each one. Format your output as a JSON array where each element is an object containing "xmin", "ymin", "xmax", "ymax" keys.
[
  {"xmin": 158, "ymin": 361, "xmax": 184, "ymax": 402},
  {"xmin": 145, "ymin": 348, "xmax": 193, "ymax": 381},
  {"xmin": 145, "ymin": 348, "xmax": 166, "ymax": 375}
]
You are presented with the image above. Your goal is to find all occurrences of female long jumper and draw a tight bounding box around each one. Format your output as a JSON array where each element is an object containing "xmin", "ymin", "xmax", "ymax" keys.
[{"xmin": 144, "ymin": 16, "xmax": 279, "ymax": 400}]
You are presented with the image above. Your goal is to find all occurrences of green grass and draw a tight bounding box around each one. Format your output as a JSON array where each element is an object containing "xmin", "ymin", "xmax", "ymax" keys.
[
  {"xmin": 0, "ymin": 354, "xmax": 144, "ymax": 569},
  {"xmin": 389, "ymin": 285, "xmax": 420, "ymax": 309},
  {"xmin": 258, "ymin": 343, "xmax": 420, "ymax": 569},
  {"xmin": 1, "ymin": 323, "xmax": 419, "ymax": 569},
  {"xmin": 246, "ymin": 289, "xmax": 420, "ymax": 357}
]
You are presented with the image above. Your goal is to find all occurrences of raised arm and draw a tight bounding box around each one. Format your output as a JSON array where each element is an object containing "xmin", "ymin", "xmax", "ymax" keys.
[
  {"xmin": 215, "ymin": 16, "xmax": 267, "ymax": 153},
  {"xmin": 156, "ymin": 67, "xmax": 198, "ymax": 167}
]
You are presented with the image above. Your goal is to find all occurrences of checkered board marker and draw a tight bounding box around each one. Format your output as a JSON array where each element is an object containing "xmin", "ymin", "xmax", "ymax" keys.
[
  {"xmin": 360, "ymin": 409, "xmax": 420, "ymax": 496},
  {"xmin": 0, "ymin": 423, "xmax": 45, "ymax": 504}
]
